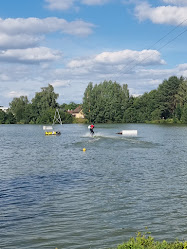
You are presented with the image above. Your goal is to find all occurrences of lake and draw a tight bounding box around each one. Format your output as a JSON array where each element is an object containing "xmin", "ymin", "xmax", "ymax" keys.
[{"xmin": 1, "ymin": 123, "xmax": 187, "ymax": 249}]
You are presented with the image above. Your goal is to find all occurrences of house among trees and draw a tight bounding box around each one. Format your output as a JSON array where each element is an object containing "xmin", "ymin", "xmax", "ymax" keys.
[{"xmin": 68, "ymin": 105, "xmax": 84, "ymax": 119}]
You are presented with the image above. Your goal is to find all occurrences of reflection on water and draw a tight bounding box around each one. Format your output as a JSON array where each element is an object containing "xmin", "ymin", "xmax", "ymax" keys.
[{"xmin": 1, "ymin": 124, "xmax": 187, "ymax": 248}]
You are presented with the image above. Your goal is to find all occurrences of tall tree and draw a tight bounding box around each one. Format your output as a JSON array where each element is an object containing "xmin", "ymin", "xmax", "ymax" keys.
[
  {"xmin": 31, "ymin": 84, "xmax": 59, "ymax": 123},
  {"xmin": 9, "ymin": 96, "xmax": 29, "ymax": 123},
  {"xmin": 175, "ymin": 79, "xmax": 187, "ymax": 106},
  {"xmin": 83, "ymin": 80, "xmax": 129, "ymax": 123},
  {"xmin": 156, "ymin": 76, "xmax": 182, "ymax": 119}
]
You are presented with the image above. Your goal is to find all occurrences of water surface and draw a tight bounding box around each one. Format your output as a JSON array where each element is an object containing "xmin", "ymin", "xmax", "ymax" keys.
[{"xmin": 1, "ymin": 123, "xmax": 187, "ymax": 248}]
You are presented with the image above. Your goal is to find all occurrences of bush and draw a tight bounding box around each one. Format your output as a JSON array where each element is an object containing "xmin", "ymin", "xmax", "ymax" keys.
[{"xmin": 110, "ymin": 232, "xmax": 187, "ymax": 249}]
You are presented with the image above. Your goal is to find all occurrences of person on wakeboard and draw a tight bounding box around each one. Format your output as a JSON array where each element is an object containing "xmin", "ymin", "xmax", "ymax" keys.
[{"xmin": 90, "ymin": 124, "xmax": 94, "ymax": 135}]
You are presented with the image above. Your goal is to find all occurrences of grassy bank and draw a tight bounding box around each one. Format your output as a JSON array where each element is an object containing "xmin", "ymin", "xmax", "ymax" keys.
[
  {"xmin": 146, "ymin": 118, "xmax": 181, "ymax": 124},
  {"xmin": 72, "ymin": 118, "xmax": 89, "ymax": 124},
  {"xmin": 110, "ymin": 232, "xmax": 187, "ymax": 249}
]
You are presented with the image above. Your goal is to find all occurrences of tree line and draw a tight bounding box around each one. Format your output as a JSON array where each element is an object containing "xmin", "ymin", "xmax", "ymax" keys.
[
  {"xmin": 0, "ymin": 84, "xmax": 79, "ymax": 124},
  {"xmin": 1, "ymin": 75, "xmax": 187, "ymax": 124},
  {"xmin": 82, "ymin": 76, "xmax": 187, "ymax": 123}
]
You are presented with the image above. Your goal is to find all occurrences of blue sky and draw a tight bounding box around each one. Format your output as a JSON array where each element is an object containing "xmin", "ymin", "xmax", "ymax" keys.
[{"xmin": 0, "ymin": 0, "xmax": 187, "ymax": 107}]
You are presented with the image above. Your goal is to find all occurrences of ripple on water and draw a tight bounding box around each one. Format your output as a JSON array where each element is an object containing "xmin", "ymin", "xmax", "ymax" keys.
[{"xmin": 1, "ymin": 124, "xmax": 187, "ymax": 248}]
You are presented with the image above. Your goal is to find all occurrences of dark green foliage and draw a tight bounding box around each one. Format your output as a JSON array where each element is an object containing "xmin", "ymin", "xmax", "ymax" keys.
[
  {"xmin": 9, "ymin": 96, "xmax": 29, "ymax": 123},
  {"xmin": 82, "ymin": 80, "xmax": 129, "ymax": 123},
  {"xmin": 181, "ymin": 103, "xmax": 187, "ymax": 123},
  {"xmin": 174, "ymin": 80, "xmax": 187, "ymax": 123},
  {"xmin": 123, "ymin": 97, "xmax": 137, "ymax": 123},
  {"xmin": 124, "ymin": 76, "xmax": 184, "ymax": 123},
  {"xmin": 60, "ymin": 102, "xmax": 80, "ymax": 111},
  {"xmin": 156, "ymin": 76, "xmax": 182, "ymax": 119},
  {"xmin": 31, "ymin": 84, "xmax": 59, "ymax": 124},
  {"xmin": 5, "ymin": 111, "xmax": 16, "ymax": 124},
  {"xmin": 0, "ymin": 110, "xmax": 16, "ymax": 124},
  {"xmin": 0, "ymin": 110, "xmax": 6, "ymax": 124},
  {"xmin": 82, "ymin": 76, "xmax": 187, "ymax": 124},
  {"xmin": 59, "ymin": 109, "xmax": 73, "ymax": 124}
]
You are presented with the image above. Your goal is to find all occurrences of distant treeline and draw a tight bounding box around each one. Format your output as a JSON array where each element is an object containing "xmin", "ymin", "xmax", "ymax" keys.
[
  {"xmin": 0, "ymin": 84, "xmax": 79, "ymax": 124},
  {"xmin": 1, "ymin": 76, "xmax": 187, "ymax": 124},
  {"xmin": 83, "ymin": 76, "xmax": 187, "ymax": 124}
]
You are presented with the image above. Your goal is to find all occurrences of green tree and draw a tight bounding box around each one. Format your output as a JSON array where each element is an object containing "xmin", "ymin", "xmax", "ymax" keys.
[
  {"xmin": 0, "ymin": 110, "xmax": 16, "ymax": 124},
  {"xmin": 9, "ymin": 96, "xmax": 29, "ymax": 123},
  {"xmin": 83, "ymin": 80, "xmax": 129, "ymax": 123},
  {"xmin": 123, "ymin": 76, "xmax": 184, "ymax": 123},
  {"xmin": 156, "ymin": 76, "xmax": 182, "ymax": 119},
  {"xmin": 123, "ymin": 97, "xmax": 137, "ymax": 123},
  {"xmin": 31, "ymin": 84, "xmax": 59, "ymax": 124},
  {"xmin": 175, "ymin": 80, "xmax": 187, "ymax": 106},
  {"xmin": 60, "ymin": 102, "xmax": 80, "ymax": 111},
  {"xmin": 0, "ymin": 110, "xmax": 6, "ymax": 124},
  {"xmin": 59, "ymin": 109, "xmax": 73, "ymax": 124},
  {"xmin": 181, "ymin": 103, "xmax": 187, "ymax": 123},
  {"xmin": 5, "ymin": 111, "xmax": 16, "ymax": 124}
]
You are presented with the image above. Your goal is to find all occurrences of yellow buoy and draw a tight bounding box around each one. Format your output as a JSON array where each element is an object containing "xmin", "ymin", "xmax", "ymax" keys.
[{"xmin": 83, "ymin": 148, "xmax": 86, "ymax": 152}]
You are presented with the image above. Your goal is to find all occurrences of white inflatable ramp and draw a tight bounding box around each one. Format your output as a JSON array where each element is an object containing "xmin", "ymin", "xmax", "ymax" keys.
[{"xmin": 118, "ymin": 130, "xmax": 138, "ymax": 136}]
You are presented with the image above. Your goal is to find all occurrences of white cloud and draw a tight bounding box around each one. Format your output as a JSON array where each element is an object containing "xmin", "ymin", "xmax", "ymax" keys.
[
  {"xmin": 50, "ymin": 79, "xmax": 71, "ymax": 87},
  {"xmin": 135, "ymin": 2, "xmax": 187, "ymax": 25},
  {"xmin": 0, "ymin": 17, "xmax": 95, "ymax": 36},
  {"xmin": 177, "ymin": 63, "xmax": 187, "ymax": 71},
  {"xmin": 81, "ymin": 0, "xmax": 111, "ymax": 5},
  {"xmin": 45, "ymin": 0, "xmax": 111, "ymax": 10},
  {"xmin": 0, "ymin": 73, "xmax": 10, "ymax": 81},
  {"xmin": 0, "ymin": 33, "xmax": 43, "ymax": 49},
  {"xmin": 1, "ymin": 58, "xmax": 187, "ymax": 106},
  {"xmin": 0, "ymin": 17, "xmax": 95, "ymax": 50},
  {"xmin": 177, "ymin": 63, "xmax": 187, "ymax": 77},
  {"xmin": 60, "ymin": 20, "xmax": 95, "ymax": 36},
  {"xmin": 95, "ymin": 49, "xmax": 165, "ymax": 65},
  {"xmin": 45, "ymin": 0, "xmax": 76, "ymax": 10},
  {"xmin": 7, "ymin": 91, "xmax": 29, "ymax": 98},
  {"xmin": 162, "ymin": 0, "xmax": 187, "ymax": 6},
  {"xmin": 136, "ymin": 64, "xmax": 187, "ymax": 93},
  {"xmin": 0, "ymin": 45, "xmax": 185, "ymax": 106},
  {"xmin": 0, "ymin": 47, "xmax": 62, "ymax": 64},
  {"xmin": 68, "ymin": 49, "xmax": 165, "ymax": 71},
  {"xmin": 51, "ymin": 61, "xmax": 187, "ymax": 101}
]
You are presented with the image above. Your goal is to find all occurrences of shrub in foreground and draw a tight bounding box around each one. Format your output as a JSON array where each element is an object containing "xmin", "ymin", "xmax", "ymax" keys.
[{"xmin": 110, "ymin": 232, "xmax": 187, "ymax": 249}]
